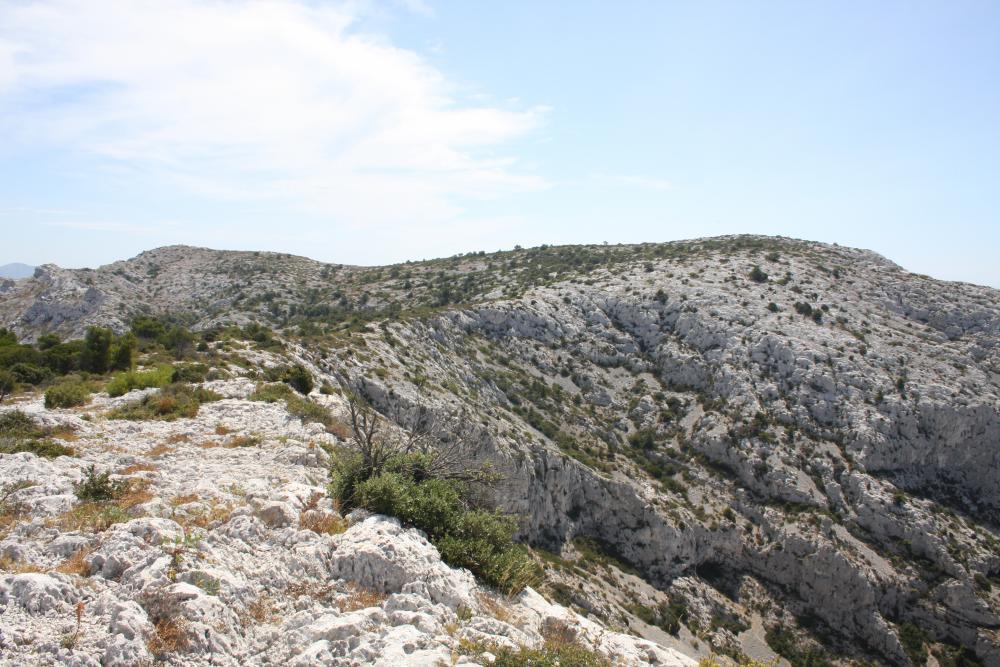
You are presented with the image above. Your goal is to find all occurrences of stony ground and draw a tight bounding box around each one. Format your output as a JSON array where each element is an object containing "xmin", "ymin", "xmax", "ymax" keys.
[{"xmin": 0, "ymin": 377, "xmax": 696, "ymax": 666}]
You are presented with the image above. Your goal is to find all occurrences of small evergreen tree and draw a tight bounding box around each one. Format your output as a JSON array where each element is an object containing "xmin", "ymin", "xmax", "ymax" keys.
[
  {"xmin": 36, "ymin": 333, "xmax": 61, "ymax": 350},
  {"xmin": 110, "ymin": 333, "xmax": 137, "ymax": 371},
  {"xmin": 0, "ymin": 369, "xmax": 14, "ymax": 403},
  {"xmin": 0, "ymin": 328, "xmax": 17, "ymax": 347},
  {"xmin": 80, "ymin": 327, "xmax": 113, "ymax": 373}
]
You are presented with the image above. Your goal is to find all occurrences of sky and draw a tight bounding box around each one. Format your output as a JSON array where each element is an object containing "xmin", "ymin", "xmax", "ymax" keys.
[{"xmin": 0, "ymin": 1, "xmax": 998, "ymax": 287}]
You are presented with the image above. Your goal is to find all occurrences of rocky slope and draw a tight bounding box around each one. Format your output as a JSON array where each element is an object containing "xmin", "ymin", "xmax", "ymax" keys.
[
  {"xmin": 0, "ymin": 368, "xmax": 694, "ymax": 666},
  {"xmin": 1, "ymin": 235, "xmax": 998, "ymax": 666}
]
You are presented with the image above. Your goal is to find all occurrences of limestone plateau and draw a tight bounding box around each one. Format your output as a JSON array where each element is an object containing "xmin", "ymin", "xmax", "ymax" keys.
[{"xmin": 0, "ymin": 235, "xmax": 997, "ymax": 666}]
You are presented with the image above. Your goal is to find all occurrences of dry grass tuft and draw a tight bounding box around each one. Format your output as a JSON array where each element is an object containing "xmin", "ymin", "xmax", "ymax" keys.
[
  {"xmin": 223, "ymin": 434, "xmax": 261, "ymax": 448},
  {"xmin": 169, "ymin": 493, "xmax": 200, "ymax": 507},
  {"xmin": 478, "ymin": 592, "xmax": 514, "ymax": 624},
  {"xmin": 147, "ymin": 443, "xmax": 174, "ymax": 457},
  {"xmin": 300, "ymin": 512, "xmax": 347, "ymax": 535},
  {"xmin": 285, "ymin": 581, "xmax": 336, "ymax": 602},
  {"xmin": 246, "ymin": 594, "xmax": 277, "ymax": 624},
  {"xmin": 214, "ymin": 424, "xmax": 233, "ymax": 436},
  {"xmin": 337, "ymin": 583, "xmax": 387, "ymax": 612},
  {"xmin": 173, "ymin": 498, "xmax": 234, "ymax": 531},
  {"xmin": 148, "ymin": 616, "xmax": 188, "ymax": 656},
  {"xmin": 299, "ymin": 511, "xmax": 347, "ymax": 536},
  {"xmin": 119, "ymin": 462, "xmax": 157, "ymax": 475},
  {"xmin": 50, "ymin": 425, "xmax": 79, "ymax": 441},
  {"xmin": 49, "ymin": 502, "xmax": 128, "ymax": 532},
  {"xmin": 116, "ymin": 479, "xmax": 155, "ymax": 510},
  {"xmin": 297, "ymin": 492, "xmax": 346, "ymax": 535},
  {"xmin": 56, "ymin": 548, "xmax": 93, "ymax": 576},
  {"xmin": 0, "ymin": 554, "xmax": 42, "ymax": 573},
  {"xmin": 326, "ymin": 418, "xmax": 351, "ymax": 440}
]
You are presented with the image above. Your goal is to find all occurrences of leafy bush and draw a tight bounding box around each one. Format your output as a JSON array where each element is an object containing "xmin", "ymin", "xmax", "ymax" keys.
[
  {"xmin": 36, "ymin": 333, "xmax": 61, "ymax": 350},
  {"xmin": 899, "ymin": 623, "xmax": 929, "ymax": 667},
  {"xmin": 171, "ymin": 363, "xmax": 208, "ymax": 383},
  {"xmin": 250, "ymin": 382, "xmax": 334, "ymax": 430},
  {"xmin": 793, "ymin": 302, "xmax": 813, "ymax": 317},
  {"xmin": 749, "ymin": 266, "xmax": 768, "ymax": 283},
  {"xmin": 0, "ymin": 328, "xmax": 17, "ymax": 346},
  {"xmin": 0, "ymin": 369, "xmax": 13, "ymax": 403},
  {"xmin": 335, "ymin": 453, "xmax": 538, "ymax": 595},
  {"xmin": 106, "ymin": 365, "xmax": 175, "ymax": 397},
  {"xmin": 108, "ymin": 383, "xmax": 221, "ymax": 421},
  {"xmin": 74, "ymin": 465, "xmax": 127, "ymax": 502},
  {"xmin": 45, "ymin": 380, "xmax": 92, "ymax": 409},
  {"xmin": 9, "ymin": 362, "xmax": 52, "ymax": 385},
  {"xmin": 284, "ymin": 364, "xmax": 314, "ymax": 395}
]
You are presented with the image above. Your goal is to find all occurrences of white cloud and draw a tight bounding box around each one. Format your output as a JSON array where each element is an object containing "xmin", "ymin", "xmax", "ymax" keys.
[
  {"xmin": 43, "ymin": 220, "xmax": 175, "ymax": 234},
  {"xmin": 0, "ymin": 0, "xmax": 545, "ymax": 228},
  {"xmin": 592, "ymin": 173, "xmax": 674, "ymax": 192}
]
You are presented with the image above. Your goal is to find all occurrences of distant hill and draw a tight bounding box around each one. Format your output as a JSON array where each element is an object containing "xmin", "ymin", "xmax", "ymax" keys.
[{"xmin": 0, "ymin": 262, "xmax": 35, "ymax": 279}]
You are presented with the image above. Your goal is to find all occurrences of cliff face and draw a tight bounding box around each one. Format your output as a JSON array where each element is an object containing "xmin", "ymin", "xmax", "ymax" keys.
[{"xmin": 1, "ymin": 235, "xmax": 998, "ymax": 665}]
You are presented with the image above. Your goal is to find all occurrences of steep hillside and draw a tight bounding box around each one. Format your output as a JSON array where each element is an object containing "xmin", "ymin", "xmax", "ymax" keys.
[{"xmin": 1, "ymin": 235, "xmax": 998, "ymax": 666}]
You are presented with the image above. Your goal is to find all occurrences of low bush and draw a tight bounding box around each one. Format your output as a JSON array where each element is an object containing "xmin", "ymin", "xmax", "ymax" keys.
[
  {"xmin": 464, "ymin": 619, "xmax": 609, "ymax": 666},
  {"xmin": 0, "ymin": 410, "xmax": 76, "ymax": 458},
  {"xmin": 749, "ymin": 266, "xmax": 768, "ymax": 283},
  {"xmin": 108, "ymin": 383, "xmax": 222, "ymax": 421},
  {"xmin": 0, "ymin": 369, "xmax": 13, "ymax": 403},
  {"xmin": 9, "ymin": 362, "xmax": 51, "ymax": 385},
  {"xmin": 74, "ymin": 465, "xmax": 127, "ymax": 502},
  {"xmin": 284, "ymin": 364, "xmax": 314, "ymax": 395},
  {"xmin": 106, "ymin": 365, "xmax": 175, "ymax": 397},
  {"xmin": 334, "ymin": 453, "xmax": 539, "ymax": 595},
  {"xmin": 250, "ymin": 382, "xmax": 335, "ymax": 431},
  {"xmin": 44, "ymin": 380, "xmax": 92, "ymax": 409},
  {"xmin": 171, "ymin": 363, "xmax": 209, "ymax": 383}
]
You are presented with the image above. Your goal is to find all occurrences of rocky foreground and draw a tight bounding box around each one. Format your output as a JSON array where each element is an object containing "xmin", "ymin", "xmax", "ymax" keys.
[{"xmin": 0, "ymin": 373, "xmax": 695, "ymax": 666}]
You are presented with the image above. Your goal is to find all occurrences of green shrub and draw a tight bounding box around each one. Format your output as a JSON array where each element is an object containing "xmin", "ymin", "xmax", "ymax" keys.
[
  {"xmin": 9, "ymin": 362, "xmax": 51, "ymax": 385},
  {"xmin": 250, "ymin": 382, "xmax": 334, "ymax": 430},
  {"xmin": 0, "ymin": 328, "xmax": 17, "ymax": 347},
  {"xmin": 106, "ymin": 365, "xmax": 175, "ymax": 397},
  {"xmin": 0, "ymin": 410, "xmax": 76, "ymax": 458},
  {"xmin": 36, "ymin": 333, "xmax": 61, "ymax": 350},
  {"xmin": 108, "ymin": 383, "xmax": 221, "ymax": 421},
  {"xmin": 74, "ymin": 465, "xmax": 127, "ymax": 502},
  {"xmin": 899, "ymin": 623, "xmax": 929, "ymax": 667},
  {"xmin": 0, "ymin": 369, "xmax": 14, "ymax": 403},
  {"xmin": 337, "ymin": 455, "xmax": 539, "ymax": 594},
  {"xmin": 45, "ymin": 380, "xmax": 92, "ymax": 409},
  {"xmin": 284, "ymin": 364, "xmax": 314, "ymax": 395},
  {"xmin": 749, "ymin": 266, "xmax": 768, "ymax": 283},
  {"xmin": 171, "ymin": 363, "xmax": 209, "ymax": 383}
]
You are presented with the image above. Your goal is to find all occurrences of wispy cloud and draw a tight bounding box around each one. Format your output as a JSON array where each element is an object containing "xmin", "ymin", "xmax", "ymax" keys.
[
  {"xmin": 43, "ymin": 220, "xmax": 175, "ymax": 234},
  {"xmin": 0, "ymin": 0, "xmax": 545, "ymax": 228},
  {"xmin": 591, "ymin": 173, "xmax": 674, "ymax": 192}
]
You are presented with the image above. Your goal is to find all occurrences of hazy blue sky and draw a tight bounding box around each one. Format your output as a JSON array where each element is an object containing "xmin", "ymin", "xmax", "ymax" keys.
[{"xmin": 1, "ymin": 1, "xmax": 998, "ymax": 287}]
